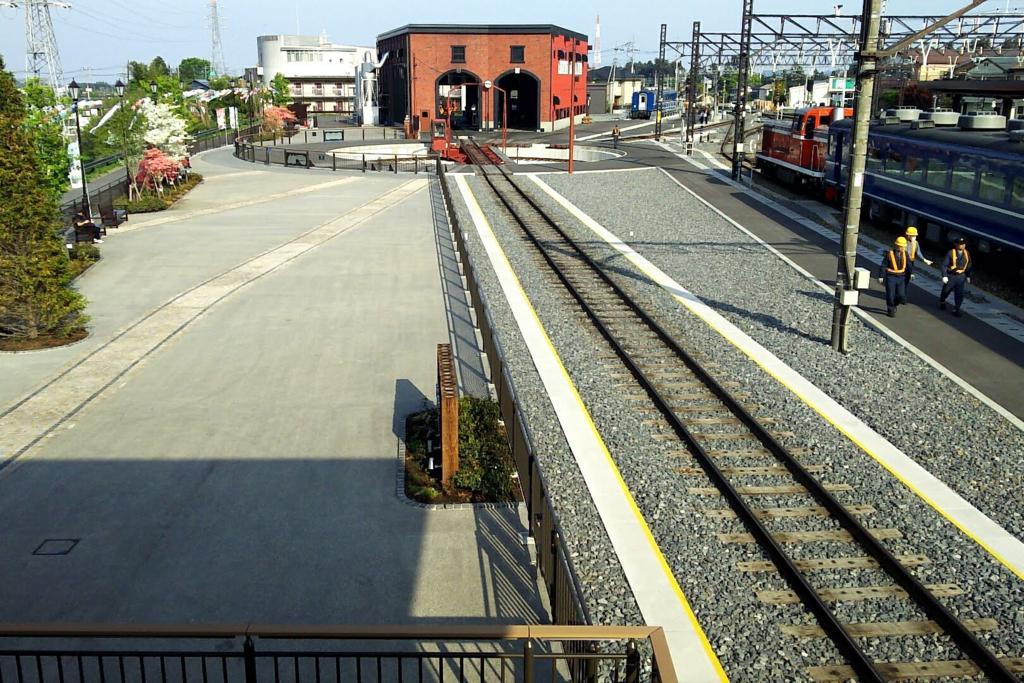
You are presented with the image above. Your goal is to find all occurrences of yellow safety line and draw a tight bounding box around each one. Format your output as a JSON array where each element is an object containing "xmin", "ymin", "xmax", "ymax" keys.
[
  {"xmin": 458, "ymin": 177, "xmax": 729, "ymax": 681},
  {"xmin": 532, "ymin": 173, "xmax": 1024, "ymax": 583}
]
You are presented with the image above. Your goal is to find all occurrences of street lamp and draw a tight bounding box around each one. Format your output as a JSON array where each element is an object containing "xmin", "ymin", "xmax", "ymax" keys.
[
  {"xmin": 68, "ymin": 79, "xmax": 91, "ymax": 217},
  {"xmin": 150, "ymin": 80, "xmax": 158, "ymax": 103},
  {"xmin": 483, "ymin": 80, "xmax": 508, "ymax": 154},
  {"xmin": 114, "ymin": 79, "xmax": 132, "ymax": 189}
]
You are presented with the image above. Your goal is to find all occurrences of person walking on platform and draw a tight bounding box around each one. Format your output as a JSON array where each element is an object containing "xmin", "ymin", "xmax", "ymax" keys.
[
  {"xmin": 903, "ymin": 226, "xmax": 933, "ymax": 300},
  {"xmin": 611, "ymin": 125, "xmax": 621, "ymax": 150},
  {"xmin": 939, "ymin": 237, "xmax": 972, "ymax": 317},
  {"xmin": 877, "ymin": 236, "xmax": 909, "ymax": 317}
]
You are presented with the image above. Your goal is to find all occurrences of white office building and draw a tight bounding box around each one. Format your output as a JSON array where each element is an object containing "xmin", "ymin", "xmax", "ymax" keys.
[{"xmin": 256, "ymin": 34, "xmax": 377, "ymax": 115}]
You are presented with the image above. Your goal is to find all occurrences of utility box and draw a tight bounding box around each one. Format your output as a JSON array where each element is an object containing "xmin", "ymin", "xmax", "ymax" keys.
[
  {"xmin": 840, "ymin": 289, "xmax": 860, "ymax": 306},
  {"xmin": 436, "ymin": 344, "xmax": 459, "ymax": 486},
  {"xmin": 853, "ymin": 267, "xmax": 872, "ymax": 290}
]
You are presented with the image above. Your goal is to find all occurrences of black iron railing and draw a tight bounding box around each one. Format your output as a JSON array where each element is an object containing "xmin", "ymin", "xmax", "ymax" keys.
[{"xmin": 0, "ymin": 625, "xmax": 676, "ymax": 683}]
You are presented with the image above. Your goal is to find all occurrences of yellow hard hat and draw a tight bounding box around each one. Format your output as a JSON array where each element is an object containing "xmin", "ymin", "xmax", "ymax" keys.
[
  {"xmin": 905, "ymin": 226, "xmax": 918, "ymax": 236},
  {"xmin": 895, "ymin": 236, "xmax": 908, "ymax": 247}
]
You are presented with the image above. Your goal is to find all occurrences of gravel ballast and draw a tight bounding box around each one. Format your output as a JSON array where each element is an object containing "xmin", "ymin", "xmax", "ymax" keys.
[
  {"xmin": 519, "ymin": 167, "xmax": 1024, "ymax": 663},
  {"xmin": 448, "ymin": 176, "xmax": 645, "ymax": 630},
  {"xmin": 452, "ymin": 172, "xmax": 856, "ymax": 679}
]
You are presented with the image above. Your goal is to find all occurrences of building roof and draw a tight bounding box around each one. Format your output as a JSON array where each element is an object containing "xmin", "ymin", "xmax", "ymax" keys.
[
  {"xmin": 377, "ymin": 24, "xmax": 587, "ymax": 42},
  {"xmin": 920, "ymin": 79, "xmax": 1024, "ymax": 96}
]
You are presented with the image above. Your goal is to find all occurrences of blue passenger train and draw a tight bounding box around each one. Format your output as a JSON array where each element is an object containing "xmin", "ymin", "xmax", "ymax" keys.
[
  {"xmin": 824, "ymin": 118, "xmax": 1024, "ymax": 273},
  {"xmin": 630, "ymin": 89, "xmax": 678, "ymax": 119}
]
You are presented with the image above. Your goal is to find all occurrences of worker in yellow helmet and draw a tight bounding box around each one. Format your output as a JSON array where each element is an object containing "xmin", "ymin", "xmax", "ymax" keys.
[
  {"xmin": 877, "ymin": 236, "xmax": 909, "ymax": 317},
  {"xmin": 902, "ymin": 226, "xmax": 934, "ymax": 301},
  {"xmin": 939, "ymin": 237, "xmax": 972, "ymax": 318}
]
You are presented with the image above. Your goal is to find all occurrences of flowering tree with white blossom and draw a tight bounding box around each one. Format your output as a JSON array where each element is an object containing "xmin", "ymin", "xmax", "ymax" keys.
[{"xmin": 138, "ymin": 99, "xmax": 190, "ymax": 158}]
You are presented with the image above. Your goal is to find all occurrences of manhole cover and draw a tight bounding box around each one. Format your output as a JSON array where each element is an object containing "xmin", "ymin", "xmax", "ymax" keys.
[{"xmin": 33, "ymin": 539, "xmax": 79, "ymax": 556}]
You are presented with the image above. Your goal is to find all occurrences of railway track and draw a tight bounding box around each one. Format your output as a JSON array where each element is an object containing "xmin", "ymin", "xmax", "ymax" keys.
[{"xmin": 458, "ymin": 141, "xmax": 1021, "ymax": 682}]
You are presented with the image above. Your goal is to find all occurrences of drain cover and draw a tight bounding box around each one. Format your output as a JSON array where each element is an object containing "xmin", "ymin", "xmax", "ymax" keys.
[{"xmin": 33, "ymin": 539, "xmax": 79, "ymax": 556}]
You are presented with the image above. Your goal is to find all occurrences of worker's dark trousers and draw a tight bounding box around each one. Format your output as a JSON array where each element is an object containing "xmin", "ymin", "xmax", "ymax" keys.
[
  {"xmin": 885, "ymin": 276, "xmax": 906, "ymax": 314},
  {"xmin": 940, "ymin": 274, "xmax": 967, "ymax": 310}
]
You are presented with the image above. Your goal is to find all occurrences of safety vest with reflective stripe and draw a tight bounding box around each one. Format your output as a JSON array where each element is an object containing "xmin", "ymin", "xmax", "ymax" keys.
[
  {"xmin": 947, "ymin": 248, "xmax": 970, "ymax": 275},
  {"xmin": 886, "ymin": 248, "xmax": 907, "ymax": 275}
]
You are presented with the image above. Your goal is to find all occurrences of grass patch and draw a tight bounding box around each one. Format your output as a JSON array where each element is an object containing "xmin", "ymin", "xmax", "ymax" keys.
[
  {"xmin": 113, "ymin": 173, "xmax": 204, "ymax": 214},
  {"xmin": 0, "ymin": 327, "xmax": 87, "ymax": 352},
  {"xmin": 86, "ymin": 160, "xmax": 125, "ymax": 182},
  {"xmin": 404, "ymin": 396, "xmax": 520, "ymax": 505}
]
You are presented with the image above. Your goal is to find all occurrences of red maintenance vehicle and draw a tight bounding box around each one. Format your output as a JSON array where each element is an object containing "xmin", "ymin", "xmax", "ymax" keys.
[
  {"xmin": 430, "ymin": 119, "xmax": 467, "ymax": 163},
  {"xmin": 756, "ymin": 105, "xmax": 851, "ymax": 199}
]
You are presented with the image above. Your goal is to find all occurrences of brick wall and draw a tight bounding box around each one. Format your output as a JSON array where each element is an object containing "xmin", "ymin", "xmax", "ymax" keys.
[{"xmin": 379, "ymin": 30, "xmax": 588, "ymax": 132}]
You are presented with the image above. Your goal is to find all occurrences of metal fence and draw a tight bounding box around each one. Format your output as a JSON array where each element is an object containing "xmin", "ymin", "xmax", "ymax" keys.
[
  {"xmin": 0, "ymin": 625, "xmax": 675, "ymax": 683},
  {"xmin": 58, "ymin": 126, "xmax": 258, "ymax": 223},
  {"xmin": 188, "ymin": 126, "xmax": 260, "ymax": 156},
  {"xmin": 233, "ymin": 143, "xmax": 437, "ymax": 176},
  {"xmin": 59, "ymin": 176, "xmax": 129, "ymax": 223},
  {"xmin": 435, "ymin": 161, "xmax": 596, "ymax": 638}
]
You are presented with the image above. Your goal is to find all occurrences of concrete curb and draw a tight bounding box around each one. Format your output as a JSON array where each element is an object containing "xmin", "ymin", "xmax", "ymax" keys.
[{"xmin": 394, "ymin": 436, "xmax": 522, "ymax": 512}]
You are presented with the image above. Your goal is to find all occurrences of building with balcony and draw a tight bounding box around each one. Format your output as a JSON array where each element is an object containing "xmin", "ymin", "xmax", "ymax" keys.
[{"xmin": 256, "ymin": 34, "xmax": 376, "ymax": 115}]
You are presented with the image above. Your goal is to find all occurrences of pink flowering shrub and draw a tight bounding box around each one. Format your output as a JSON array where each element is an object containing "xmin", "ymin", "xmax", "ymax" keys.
[{"xmin": 262, "ymin": 105, "xmax": 297, "ymax": 133}]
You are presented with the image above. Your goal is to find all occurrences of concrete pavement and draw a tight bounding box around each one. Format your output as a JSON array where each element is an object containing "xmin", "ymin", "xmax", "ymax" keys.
[{"xmin": 0, "ymin": 148, "xmax": 545, "ymax": 625}]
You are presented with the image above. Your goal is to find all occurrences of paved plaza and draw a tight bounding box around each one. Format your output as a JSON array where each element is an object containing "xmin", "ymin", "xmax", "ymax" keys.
[{"xmin": 0, "ymin": 150, "xmax": 546, "ymax": 625}]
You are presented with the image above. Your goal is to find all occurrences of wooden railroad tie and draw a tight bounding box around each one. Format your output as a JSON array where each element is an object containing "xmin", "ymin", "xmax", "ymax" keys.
[{"xmin": 437, "ymin": 343, "xmax": 459, "ymax": 487}]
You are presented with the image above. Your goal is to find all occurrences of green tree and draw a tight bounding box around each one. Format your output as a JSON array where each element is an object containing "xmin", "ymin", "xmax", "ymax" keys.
[
  {"xmin": 149, "ymin": 56, "xmax": 170, "ymax": 79},
  {"xmin": 105, "ymin": 102, "xmax": 147, "ymax": 198},
  {"xmin": 0, "ymin": 57, "xmax": 88, "ymax": 341},
  {"xmin": 208, "ymin": 75, "xmax": 232, "ymax": 90},
  {"xmin": 20, "ymin": 78, "xmax": 70, "ymax": 202},
  {"xmin": 270, "ymin": 72, "xmax": 291, "ymax": 105},
  {"xmin": 178, "ymin": 57, "xmax": 211, "ymax": 83},
  {"xmin": 128, "ymin": 60, "xmax": 150, "ymax": 84}
]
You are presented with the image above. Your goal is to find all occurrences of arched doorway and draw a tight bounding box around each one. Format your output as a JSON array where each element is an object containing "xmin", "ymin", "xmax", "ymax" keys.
[
  {"xmin": 494, "ymin": 70, "xmax": 540, "ymax": 131},
  {"xmin": 436, "ymin": 70, "xmax": 480, "ymax": 130}
]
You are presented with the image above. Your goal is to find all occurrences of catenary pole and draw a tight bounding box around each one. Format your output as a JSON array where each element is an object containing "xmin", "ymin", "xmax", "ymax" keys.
[
  {"xmin": 829, "ymin": 0, "xmax": 882, "ymax": 352},
  {"xmin": 731, "ymin": 0, "xmax": 754, "ymax": 180},
  {"xmin": 654, "ymin": 23, "xmax": 666, "ymax": 141}
]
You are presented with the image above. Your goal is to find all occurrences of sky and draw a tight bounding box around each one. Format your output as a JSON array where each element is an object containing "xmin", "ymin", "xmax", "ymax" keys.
[{"xmin": 0, "ymin": 0, "xmax": 1004, "ymax": 83}]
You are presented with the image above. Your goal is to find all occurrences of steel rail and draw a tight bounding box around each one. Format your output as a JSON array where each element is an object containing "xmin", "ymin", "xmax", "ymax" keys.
[{"xmin": 467, "ymin": 144, "xmax": 1018, "ymax": 683}]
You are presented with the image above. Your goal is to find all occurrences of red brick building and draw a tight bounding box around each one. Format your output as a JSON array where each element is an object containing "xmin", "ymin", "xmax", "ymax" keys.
[{"xmin": 376, "ymin": 24, "xmax": 589, "ymax": 133}]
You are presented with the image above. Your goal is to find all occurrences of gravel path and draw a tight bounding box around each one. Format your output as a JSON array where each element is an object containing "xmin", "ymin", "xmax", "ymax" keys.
[{"xmin": 521, "ymin": 168, "xmax": 1024, "ymax": 666}]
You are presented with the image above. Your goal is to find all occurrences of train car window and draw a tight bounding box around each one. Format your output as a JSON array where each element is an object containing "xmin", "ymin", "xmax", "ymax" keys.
[
  {"xmin": 1012, "ymin": 177, "xmax": 1024, "ymax": 209},
  {"xmin": 905, "ymin": 155, "xmax": 924, "ymax": 183},
  {"xmin": 866, "ymin": 144, "xmax": 883, "ymax": 173},
  {"xmin": 883, "ymin": 149, "xmax": 903, "ymax": 176},
  {"xmin": 978, "ymin": 166, "xmax": 1007, "ymax": 204},
  {"xmin": 950, "ymin": 156, "xmax": 978, "ymax": 196},
  {"xmin": 925, "ymin": 157, "xmax": 949, "ymax": 189}
]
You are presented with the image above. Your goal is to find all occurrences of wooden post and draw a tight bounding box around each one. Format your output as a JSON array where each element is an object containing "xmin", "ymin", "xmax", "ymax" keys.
[{"xmin": 437, "ymin": 343, "xmax": 459, "ymax": 486}]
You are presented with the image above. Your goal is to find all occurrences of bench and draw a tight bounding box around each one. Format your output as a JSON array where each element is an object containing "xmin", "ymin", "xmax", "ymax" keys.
[
  {"xmin": 70, "ymin": 217, "xmax": 106, "ymax": 244},
  {"xmin": 100, "ymin": 208, "xmax": 128, "ymax": 229}
]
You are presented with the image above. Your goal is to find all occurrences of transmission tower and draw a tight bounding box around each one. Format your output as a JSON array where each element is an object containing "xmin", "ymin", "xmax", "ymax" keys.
[
  {"xmin": 209, "ymin": 0, "xmax": 227, "ymax": 76},
  {"xmin": 23, "ymin": 0, "xmax": 70, "ymax": 93}
]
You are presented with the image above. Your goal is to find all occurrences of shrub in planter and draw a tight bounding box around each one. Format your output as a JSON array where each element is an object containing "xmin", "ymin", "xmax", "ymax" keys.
[{"xmin": 451, "ymin": 396, "xmax": 514, "ymax": 501}]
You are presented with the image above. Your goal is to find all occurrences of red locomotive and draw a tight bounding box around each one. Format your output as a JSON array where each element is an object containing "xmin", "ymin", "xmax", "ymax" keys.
[{"xmin": 756, "ymin": 106, "xmax": 851, "ymax": 195}]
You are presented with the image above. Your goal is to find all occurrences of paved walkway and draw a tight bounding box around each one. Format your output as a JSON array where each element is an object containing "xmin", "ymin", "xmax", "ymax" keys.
[{"xmin": 0, "ymin": 149, "xmax": 545, "ymax": 624}]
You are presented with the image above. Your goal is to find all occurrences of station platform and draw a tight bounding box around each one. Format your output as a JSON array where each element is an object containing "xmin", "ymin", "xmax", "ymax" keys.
[
  {"xmin": 650, "ymin": 142, "xmax": 1024, "ymax": 421},
  {"xmin": 0, "ymin": 147, "xmax": 545, "ymax": 625}
]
